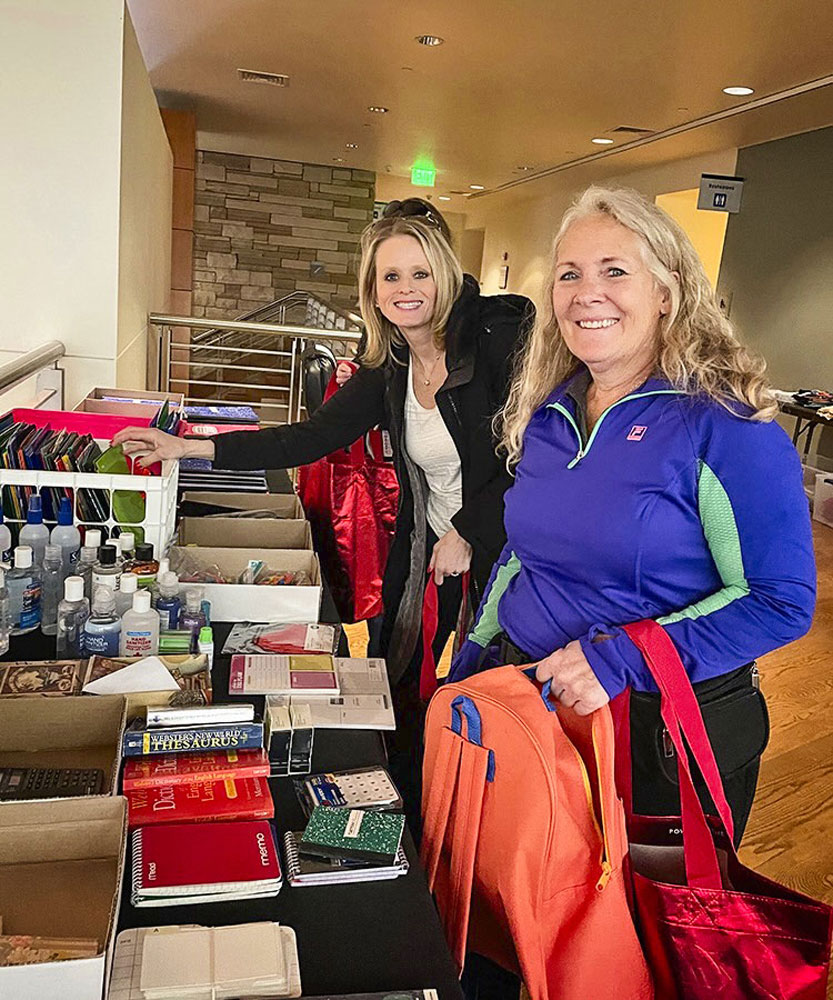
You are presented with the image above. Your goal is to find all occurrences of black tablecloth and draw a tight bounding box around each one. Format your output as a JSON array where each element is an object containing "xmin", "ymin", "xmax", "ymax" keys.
[{"xmin": 2, "ymin": 617, "xmax": 463, "ymax": 997}]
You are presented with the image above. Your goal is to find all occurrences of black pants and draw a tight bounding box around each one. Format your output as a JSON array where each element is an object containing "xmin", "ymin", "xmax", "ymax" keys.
[{"xmin": 385, "ymin": 528, "xmax": 464, "ymax": 845}]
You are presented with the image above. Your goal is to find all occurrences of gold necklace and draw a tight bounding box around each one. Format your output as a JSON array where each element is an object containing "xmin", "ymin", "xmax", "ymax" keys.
[{"xmin": 415, "ymin": 352, "xmax": 443, "ymax": 386}]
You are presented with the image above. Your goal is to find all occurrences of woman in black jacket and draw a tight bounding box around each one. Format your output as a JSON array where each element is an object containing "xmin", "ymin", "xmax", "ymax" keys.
[{"xmin": 115, "ymin": 200, "xmax": 532, "ymax": 820}]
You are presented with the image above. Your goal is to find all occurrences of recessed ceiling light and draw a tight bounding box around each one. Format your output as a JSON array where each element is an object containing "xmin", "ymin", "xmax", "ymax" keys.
[
  {"xmin": 516, "ymin": 165, "xmax": 534, "ymax": 172},
  {"xmin": 591, "ymin": 137, "xmax": 614, "ymax": 145},
  {"xmin": 333, "ymin": 157, "xmax": 344, "ymax": 163},
  {"xmin": 367, "ymin": 106, "xmax": 389, "ymax": 114},
  {"xmin": 438, "ymin": 195, "xmax": 451, "ymax": 201},
  {"xmin": 345, "ymin": 143, "xmax": 358, "ymax": 149},
  {"xmin": 469, "ymin": 184, "xmax": 485, "ymax": 190},
  {"xmin": 415, "ymin": 34, "xmax": 444, "ymax": 46},
  {"xmin": 723, "ymin": 85, "xmax": 754, "ymax": 96}
]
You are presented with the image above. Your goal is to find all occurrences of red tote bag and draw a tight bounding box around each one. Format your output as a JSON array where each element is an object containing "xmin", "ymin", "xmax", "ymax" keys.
[
  {"xmin": 297, "ymin": 369, "xmax": 398, "ymax": 623},
  {"xmin": 612, "ymin": 620, "xmax": 833, "ymax": 1000}
]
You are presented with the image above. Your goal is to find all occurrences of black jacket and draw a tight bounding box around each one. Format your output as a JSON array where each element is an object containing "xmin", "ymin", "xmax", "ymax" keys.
[{"xmin": 213, "ymin": 276, "xmax": 533, "ymax": 674}]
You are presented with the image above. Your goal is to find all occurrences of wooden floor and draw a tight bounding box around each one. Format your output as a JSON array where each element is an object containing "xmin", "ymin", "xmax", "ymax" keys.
[{"xmin": 346, "ymin": 524, "xmax": 833, "ymax": 984}]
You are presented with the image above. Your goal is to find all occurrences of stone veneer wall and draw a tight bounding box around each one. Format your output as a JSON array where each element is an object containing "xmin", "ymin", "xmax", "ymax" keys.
[{"xmin": 193, "ymin": 151, "xmax": 375, "ymax": 319}]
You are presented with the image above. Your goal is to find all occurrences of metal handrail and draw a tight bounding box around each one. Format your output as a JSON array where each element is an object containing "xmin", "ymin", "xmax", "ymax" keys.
[
  {"xmin": 0, "ymin": 340, "xmax": 65, "ymax": 393},
  {"xmin": 149, "ymin": 315, "xmax": 363, "ymax": 342}
]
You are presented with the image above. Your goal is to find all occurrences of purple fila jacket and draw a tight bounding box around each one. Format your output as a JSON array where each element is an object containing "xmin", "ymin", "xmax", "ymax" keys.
[{"xmin": 452, "ymin": 372, "xmax": 816, "ymax": 695}]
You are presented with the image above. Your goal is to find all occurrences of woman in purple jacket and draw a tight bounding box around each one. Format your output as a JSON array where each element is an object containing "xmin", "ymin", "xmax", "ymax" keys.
[{"xmin": 452, "ymin": 186, "xmax": 815, "ymax": 844}]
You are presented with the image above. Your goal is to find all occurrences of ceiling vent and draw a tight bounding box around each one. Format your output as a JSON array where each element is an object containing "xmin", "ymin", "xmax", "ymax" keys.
[
  {"xmin": 238, "ymin": 68, "xmax": 289, "ymax": 87},
  {"xmin": 609, "ymin": 125, "xmax": 653, "ymax": 135}
]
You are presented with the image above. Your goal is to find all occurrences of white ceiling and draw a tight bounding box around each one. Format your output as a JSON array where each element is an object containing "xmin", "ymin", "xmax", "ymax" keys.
[{"xmin": 127, "ymin": 0, "xmax": 833, "ymax": 208}]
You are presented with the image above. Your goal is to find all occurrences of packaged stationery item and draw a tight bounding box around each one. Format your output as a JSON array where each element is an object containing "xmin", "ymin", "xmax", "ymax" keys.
[
  {"xmin": 122, "ymin": 749, "xmax": 270, "ymax": 790},
  {"xmin": 282, "ymin": 829, "xmax": 409, "ymax": 886},
  {"xmin": 300, "ymin": 806, "xmax": 405, "ymax": 866},
  {"xmin": 221, "ymin": 621, "xmax": 340, "ymax": 656},
  {"xmin": 229, "ymin": 654, "xmax": 339, "ymax": 696},
  {"xmin": 294, "ymin": 766, "xmax": 402, "ymax": 816},
  {"xmin": 129, "ymin": 820, "xmax": 282, "ymax": 906}
]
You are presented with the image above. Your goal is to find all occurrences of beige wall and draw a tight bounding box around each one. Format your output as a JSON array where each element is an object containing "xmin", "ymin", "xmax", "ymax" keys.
[
  {"xmin": 0, "ymin": 1, "xmax": 171, "ymax": 406},
  {"xmin": 654, "ymin": 188, "xmax": 729, "ymax": 289},
  {"xmin": 116, "ymin": 11, "xmax": 172, "ymax": 388},
  {"xmin": 464, "ymin": 149, "xmax": 739, "ymax": 311}
]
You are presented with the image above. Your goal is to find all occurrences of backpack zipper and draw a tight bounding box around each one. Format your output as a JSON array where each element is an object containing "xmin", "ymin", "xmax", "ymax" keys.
[{"xmin": 548, "ymin": 389, "xmax": 684, "ymax": 468}]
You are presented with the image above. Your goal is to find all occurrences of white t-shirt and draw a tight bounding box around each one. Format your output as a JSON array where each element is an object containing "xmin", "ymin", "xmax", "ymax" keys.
[{"xmin": 404, "ymin": 360, "xmax": 463, "ymax": 539}]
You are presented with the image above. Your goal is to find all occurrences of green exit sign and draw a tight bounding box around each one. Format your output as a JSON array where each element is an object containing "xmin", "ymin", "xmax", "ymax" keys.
[{"xmin": 411, "ymin": 165, "xmax": 436, "ymax": 187}]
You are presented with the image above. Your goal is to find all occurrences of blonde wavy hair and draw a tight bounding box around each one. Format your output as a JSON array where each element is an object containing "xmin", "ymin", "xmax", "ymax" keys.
[
  {"xmin": 357, "ymin": 215, "xmax": 463, "ymax": 368},
  {"xmin": 500, "ymin": 185, "xmax": 776, "ymax": 466}
]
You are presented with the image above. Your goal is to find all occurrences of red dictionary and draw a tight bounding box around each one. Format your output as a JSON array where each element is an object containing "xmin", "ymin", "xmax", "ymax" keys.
[
  {"xmin": 122, "ymin": 749, "xmax": 270, "ymax": 790},
  {"xmin": 125, "ymin": 776, "xmax": 274, "ymax": 828},
  {"xmin": 131, "ymin": 820, "xmax": 282, "ymax": 905}
]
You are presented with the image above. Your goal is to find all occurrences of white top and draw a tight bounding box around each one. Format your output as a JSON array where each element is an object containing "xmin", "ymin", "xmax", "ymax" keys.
[{"xmin": 404, "ymin": 359, "xmax": 463, "ymax": 539}]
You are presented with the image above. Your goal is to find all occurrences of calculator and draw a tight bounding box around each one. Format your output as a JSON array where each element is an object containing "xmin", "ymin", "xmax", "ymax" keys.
[{"xmin": 0, "ymin": 767, "xmax": 106, "ymax": 800}]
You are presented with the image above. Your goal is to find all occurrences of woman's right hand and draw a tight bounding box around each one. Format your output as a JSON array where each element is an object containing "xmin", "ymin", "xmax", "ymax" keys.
[{"xmin": 111, "ymin": 427, "xmax": 215, "ymax": 467}]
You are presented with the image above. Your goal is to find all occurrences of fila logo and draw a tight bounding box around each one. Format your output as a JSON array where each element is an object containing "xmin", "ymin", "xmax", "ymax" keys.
[{"xmin": 627, "ymin": 425, "xmax": 648, "ymax": 442}]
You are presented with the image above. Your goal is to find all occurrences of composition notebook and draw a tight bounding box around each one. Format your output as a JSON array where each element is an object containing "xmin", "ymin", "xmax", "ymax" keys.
[
  {"xmin": 131, "ymin": 820, "xmax": 282, "ymax": 907},
  {"xmin": 299, "ymin": 806, "xmax": 405, "ymax": 866},
  {"xmin": 283, "ymin": 830, "xmax": 408, "ymax": 886}
]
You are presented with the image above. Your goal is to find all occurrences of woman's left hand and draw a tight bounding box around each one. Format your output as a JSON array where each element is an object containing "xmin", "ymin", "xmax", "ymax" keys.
[
  {"xmin": 429, "ymin": 527, "xmax": 472, "ymax": 585},
  {"xmin": 535, "ymin": 640, "xmax": 610, "ymax": 716}
]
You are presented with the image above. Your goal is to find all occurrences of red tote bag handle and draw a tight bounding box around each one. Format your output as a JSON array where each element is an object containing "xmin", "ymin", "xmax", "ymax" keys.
[
  {"xmin": 621, "ymin": 620, "xmax": 736, "ymax": 890},
  {"xmin": 322, "ymin": 366, "xmax": 365, "ymax": 469},
  {"xmin": 420, "ymin": 569, "xmax": 470, "ymax": 701}
]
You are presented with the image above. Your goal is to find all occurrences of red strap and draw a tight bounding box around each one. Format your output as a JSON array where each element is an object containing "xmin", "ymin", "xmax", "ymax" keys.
[
  {"xmin": 322, "ymin": 366, "xmax": 365, "ymax": 468},
  {"xmin": 420, "ymin": 569, "xmax": 470, "ymax": 701},
  {"xmin": 622, "ymin": 620, "xmax": 735, "ymax": 889}
]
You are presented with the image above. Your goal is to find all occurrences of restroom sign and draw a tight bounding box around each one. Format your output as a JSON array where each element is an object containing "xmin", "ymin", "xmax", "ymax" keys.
[{"xmin": 698, "ymin": 174, "xmax": 744, "ymax": 213}]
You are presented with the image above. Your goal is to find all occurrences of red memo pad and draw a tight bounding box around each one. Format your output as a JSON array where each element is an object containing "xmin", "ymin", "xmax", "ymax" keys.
[{"xmin": 135, "ymin": 819, "xmax": 280, "ymax": 889}]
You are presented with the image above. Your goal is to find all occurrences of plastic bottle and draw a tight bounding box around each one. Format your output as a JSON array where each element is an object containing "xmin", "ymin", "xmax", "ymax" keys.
[
  {"xmin": 150, "ymin": 556, "xmax": 170, "ymax": 608},
  {"xmin": 197, "ymin": 626, "xmax": 214, "ymax": 672},
  {"xmin": 7, "ymin": 546, "xmax": 42, "ymax": 635},
  {"xmin": 118, "ymin": 532, "xmax": 136, "ymax": 564},
  {"xmin": 56, "ymin": 576, "xmax": 90, "ymax": 658},
  {"xmin": 127, "ymin": 542, "xmax": 159, "ymax": 589},
  {"xmin": 82, "ymin": 586, "xmax": 121, "ymax": 656},
  {"xmin": 104, "ymin": 538, "xmax": 124, "ymax": 581},
  {"xmin": 156, "ymin": 571, "xmax": 181, "ymax": 629},
  {"xmin": 40, "ymin": 544, "xmax": 63, "ymax": 636},
  {"xmin": 19, "ymin": 495, "xmax": 49, "ymax": 568},
  {"xmin": 0, "ymin": 511, "xmax": 12, "ymax": 565},
  {"xmin": 50, "ymin": 497, "xmax": 81, "ymax": 577},
  {"xmin": 84, "ymin": 529, "xmax": 103, "ymax": 551},
  {"xmin": 77, "ymin": 545, "xmax": 99, "ymax": 602},
  {"xmin": 0, "ymin": 569, "xmax": 9, "ymax": 656},
  {"xmin": 178, "ymin": 588, "xmax": 206, "ymax": 634},
  {"xmin": 92, "ymin": 545, "xmax": 121, "ymax": 591},
  {"xmin": 115, "ymin": 571, "xmax": 139, "ymax": 617},
  {"xmin": 120, "ymin": 590, "xmax": 160, "ymax": 657}
]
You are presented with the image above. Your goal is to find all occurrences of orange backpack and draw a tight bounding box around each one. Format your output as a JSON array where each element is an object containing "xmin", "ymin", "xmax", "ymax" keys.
[{"xmin": 421, "ymin": 666, "xmax": 653, "ymax": 1000}]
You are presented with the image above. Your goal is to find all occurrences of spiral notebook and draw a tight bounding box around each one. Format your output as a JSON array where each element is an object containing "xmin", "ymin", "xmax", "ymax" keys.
[
  {"xmin": 130, "ymin": 820, "xmax": 282, "ymax": 907},
  {"xmin": 283, "ymin": 830, "xmax": 408, "ymax": 886}
]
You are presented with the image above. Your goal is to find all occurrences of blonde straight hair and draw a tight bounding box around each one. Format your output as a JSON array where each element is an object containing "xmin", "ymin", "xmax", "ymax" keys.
[
  {"xmin": 358, "ymin": 216, "xmax": 463, "ymax": 368},
  {"xmin": 499, "ymin": 186, "xmax": 776, "ymax": 466}
]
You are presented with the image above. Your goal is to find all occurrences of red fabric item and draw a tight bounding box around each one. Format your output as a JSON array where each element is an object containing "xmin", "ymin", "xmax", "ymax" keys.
[
  {"xmin": 421, "ymin": 667, "xmax": 654, "ymax": 999},
  {"xmin": 420, "ymin": 569, "xmax": 470, "ymax": 701},
  {"xmin": 615, "ymin": 620, "xmax": 833, "ymax": 1000},
  {"xmin": 296, "ymin": 367, "xmax": 398, "ymax": 622}
]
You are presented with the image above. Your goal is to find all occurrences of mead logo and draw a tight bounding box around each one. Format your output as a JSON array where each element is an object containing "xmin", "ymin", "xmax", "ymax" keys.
[{"xmin": 627, "ymin": 425, "xmax": 647, "ymax": 442}]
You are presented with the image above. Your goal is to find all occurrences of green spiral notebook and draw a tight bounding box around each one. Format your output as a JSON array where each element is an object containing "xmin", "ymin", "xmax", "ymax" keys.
[{"xmin": 299, "ymin": 806, "xmax": 405, "ymax": 866}]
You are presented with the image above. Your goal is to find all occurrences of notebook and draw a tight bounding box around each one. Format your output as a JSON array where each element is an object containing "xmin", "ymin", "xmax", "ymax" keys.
[
  {"xmin": 130, "ymin": 820, "xmax": 282, "ymax": 907},
  {"xmin": 283, "ymin": 830, "xmax": 409, "ymax": 886},
  {"xmin": 299, "ymin": 806, "xmax": 405, "ymax": 866},
  {"xmin": 294, "ymin": 766, "xmax": 402, "ymax": 816}
]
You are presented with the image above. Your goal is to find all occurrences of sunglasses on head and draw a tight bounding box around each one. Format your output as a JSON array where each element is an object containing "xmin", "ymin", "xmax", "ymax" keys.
[{"xmin": 381, "ymin": 200, "xmax": 444, "ymax": 231}]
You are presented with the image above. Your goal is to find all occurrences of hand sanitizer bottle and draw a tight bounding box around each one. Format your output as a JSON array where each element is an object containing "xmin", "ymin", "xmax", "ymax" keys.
[
  {"xmin": 7, "ymin": 546, "xmax": 42, "ymax": 635},
  {"xmin": 19, "ymin": 495, "xmax": 49, "ymax": 569},
  {"xmin": 156, "ymin": 572, "xmax": 181, "ymax": 629},
  {"xmin": 0, "ymin": 511, "xmax": 12, "ymax": 566},
  {"xmin": 56, "ymin": 575, "xmax": 90, "ymax": 658},
  {"xmin": 115, "ymin": 571, "xmax": 139, "ymax": 617},
  {"xmin": 40, "ymin": 544, "xmax": 63, "ymax": 636},
  {"xmin": 0, "ymin": 569, "xmax": 10, "ymax": 655},
  {"xmin": 50, "ymin": 497, "xmax": 81, "ymax": 576},
  {"xmin": 82, "ymin": 586, "xmax": 121, "ymax": 655},
  {"xmin": 120, "ymin": 590, "xmax": 160, "ymax": 656}
]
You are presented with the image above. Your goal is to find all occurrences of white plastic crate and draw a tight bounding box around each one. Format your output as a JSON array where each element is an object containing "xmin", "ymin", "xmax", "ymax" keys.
[
  {"xmin": 0, "ymin": 461, "xmax": 179, "ymax": 556},
  {"xmin": 802, "ymin": 455, "xmax": 833, "ymax": 502},
  {"xmin": 813, "ymin": 473, "xmax": 833, "ymax": 528}
]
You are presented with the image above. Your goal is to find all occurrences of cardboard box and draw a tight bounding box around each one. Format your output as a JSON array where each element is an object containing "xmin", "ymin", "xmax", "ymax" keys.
[
  {"xmin": 181, "ymin": 491, "xmax": 304, "ymax": 518},
  {"xmin": 74, "ymin": 386, "xmax": 184, "ymax": 418},
  {"xmin": 169, "ymin": 545, "xmax": 321, "ymax": 623},
  {"xmin": 0, "ymin": 796, "xmax": 126, "ymax": 1000},
  {"xmin": 0, "ymin": 695, "xmax": 127, "ymax": 797},
  {"xmin": 178, "ymin": 516, "xmax": 312, "ymax": 551}
]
